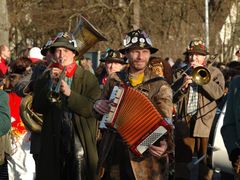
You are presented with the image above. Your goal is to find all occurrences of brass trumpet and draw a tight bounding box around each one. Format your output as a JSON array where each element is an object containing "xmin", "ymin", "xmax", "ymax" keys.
[{"xmin": 48, "ymin": 66, "xmax": 66, "ymax": 103}]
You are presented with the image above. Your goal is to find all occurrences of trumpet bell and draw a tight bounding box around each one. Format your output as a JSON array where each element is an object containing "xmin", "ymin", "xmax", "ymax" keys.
[
  {"xmin": 73, "ymin": 16, "xmax": 107, "ymax": 55},
  {"xmin": 192, "ymin": 66, "xmax": 211, "ymax": 85}
]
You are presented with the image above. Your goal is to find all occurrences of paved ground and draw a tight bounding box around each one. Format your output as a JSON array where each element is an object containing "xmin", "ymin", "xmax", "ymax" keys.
[{"xmin": 189, "ymin": 156, "xmax": 234, "ymax": 180}]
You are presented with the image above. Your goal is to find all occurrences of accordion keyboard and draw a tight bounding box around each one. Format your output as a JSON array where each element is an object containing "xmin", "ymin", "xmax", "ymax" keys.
[
  {"xmin": 99, "ymin": 86, "xmax": 124, "ymax": 129},
  {"xmin": 136, "ymin": 126, "xmax": 167, "ymax": 154}
]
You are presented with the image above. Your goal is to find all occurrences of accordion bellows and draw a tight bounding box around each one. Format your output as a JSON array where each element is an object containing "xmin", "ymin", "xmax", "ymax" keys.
[{"xmin": 101, "ymin": 85, "xmax": 170, "ymax": 156}]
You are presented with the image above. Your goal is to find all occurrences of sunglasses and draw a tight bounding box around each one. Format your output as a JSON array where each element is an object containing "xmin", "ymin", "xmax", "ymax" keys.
[{"xmin": 52, "ymin": 32, "xmax": 77, "ymax": 48}]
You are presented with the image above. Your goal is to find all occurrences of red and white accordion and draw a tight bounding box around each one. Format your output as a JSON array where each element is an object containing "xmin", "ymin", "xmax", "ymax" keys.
[{"xmin": 100, "ymin": 85, "xmax": 171, "ymax": 157}]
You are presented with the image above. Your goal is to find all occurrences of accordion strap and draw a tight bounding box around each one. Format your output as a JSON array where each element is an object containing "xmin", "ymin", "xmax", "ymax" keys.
[
  {"xmin": 116, "ymin": 71, "xmax": 131, "ymax": 86},
  {"xmin": 141, "ymin": 76, "xmax": 166, "ymax": 86},
  {"xmin": 116, "ymin": 71, "xmax": 166, "ymax": 87}
]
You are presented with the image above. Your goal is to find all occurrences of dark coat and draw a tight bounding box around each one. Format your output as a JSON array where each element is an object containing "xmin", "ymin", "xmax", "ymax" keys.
[
  {"xmin": 221, "ymin": 76, "xmax": 240, "ymax": 157},
  {"xmin": 32, "ymin": 66, "xmax": 101, "ymax": 180}
]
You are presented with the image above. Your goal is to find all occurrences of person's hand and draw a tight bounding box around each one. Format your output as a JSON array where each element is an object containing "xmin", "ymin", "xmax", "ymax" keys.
[
  {"xmin": 50, "ymin": 67, "xmax": 62, "ymax": 83},
  {"xmin": 93, "ymin": 99, "xmax": 112, "ymax": 115},
  {"xmin": 230, "ymin": 148, "xmax": 240, "ymax": 175},
  {"xmin": 149, "ymin": 140, "xmax": 168, "ymax": 159},
  {"xmin": 233, "ymin": 156, "xmax": 240, "ymax": 175},
  {"xmin": 60, "ymin": 80, "xmax": 71, "ymax": 97},
  {"xmin": 182, "ymin": 75, "xmax": 193, "ymax": 89}
]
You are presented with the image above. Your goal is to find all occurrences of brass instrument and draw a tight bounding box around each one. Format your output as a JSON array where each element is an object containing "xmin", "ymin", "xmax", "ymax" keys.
[
  {"xmin": 20, "ymin": 16, "xmax": 107, "ymax": 132},
  {"xmin": 173, "ymin": 66, "xmax": 211, "ymax": 96},
  {"xmin": 20, "ymin": 94, "xmax": 43, "ymax": 133},
  {"xmin": 73, "ymin": 15, "xmax": 107, "ymax": 55},
  {"xmin": 192, "ymin": 66, "xmax": 211, "ymax": 85},
  {"xmin": 48, "ymin": 66, "xmax": 66, "ymax": 103}
]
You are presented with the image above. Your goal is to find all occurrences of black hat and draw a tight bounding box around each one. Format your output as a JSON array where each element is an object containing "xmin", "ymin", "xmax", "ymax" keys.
[
  {"xmin": 50, "ymin": 32, "xmax": 79, "ymax": 56},
  {"xmin": 41, "ymin": 40, "xmax": 52, "ymax": 56},
  {"xmin": 101, "ymin": 48, "xmax": 128, "ymax": 64},
  {"xmin": 183, "ymin": 38, "xmax": 209, "ymax": 56},
  {"xmin": 119, "ymin": 29, "xmax": 158, "ymax": 54}
]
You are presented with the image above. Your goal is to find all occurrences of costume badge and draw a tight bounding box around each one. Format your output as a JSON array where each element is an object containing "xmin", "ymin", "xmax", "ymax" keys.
[
  {"xmin": 139, "ymin": 38, "xmax": 145, "ymax": 43},
  {"xmin": 139, "ymin": 42, "xmax": 145, "ymax": 47},
  {"xmin": 146, "ymin": 37, "xmax": 152, "ymax": 46},
  {"xmin": 131, "ymin": 37, "xmax": 138, "ymax": 43}
]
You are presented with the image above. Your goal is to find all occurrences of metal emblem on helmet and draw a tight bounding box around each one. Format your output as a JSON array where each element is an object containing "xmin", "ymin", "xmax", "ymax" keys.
[
  {"xmin": 146, "ymin": 37, "xmax": 152, "ymax": 46},
  {"xmin": 139, "ymin": 42, "xmax": 145, "ymax": 47},
  {"xmin": 139, "ymin": 38, "xmax": 145, "ymax": 43},
  {"xmin": 124, "ymin": 35, "xmax": 131, "ymax": 46},
  {"xmin": 131, "ymin": 37, "xmax": 138, "ymax": 44}
]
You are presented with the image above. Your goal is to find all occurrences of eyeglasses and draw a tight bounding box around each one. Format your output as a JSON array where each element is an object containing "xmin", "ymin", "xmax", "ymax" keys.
[{"xmin": 52, "ymin": 32, "xmax": 77, "ymax": 48}]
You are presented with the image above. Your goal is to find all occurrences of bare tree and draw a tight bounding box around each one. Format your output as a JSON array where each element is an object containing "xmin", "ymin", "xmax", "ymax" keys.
[
  {"xmin": 5, "ymin": 0, "xmax": 238, "ymax": 63},
  {"xmin": 0, "ymin": 0, "xmax": 10, "ymax": 45}
]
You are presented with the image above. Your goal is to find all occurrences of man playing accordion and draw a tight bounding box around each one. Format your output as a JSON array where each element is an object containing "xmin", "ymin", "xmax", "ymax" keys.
[{"xmin": 94, "ymin": 29, "xmax": 174, "ymax": 180}]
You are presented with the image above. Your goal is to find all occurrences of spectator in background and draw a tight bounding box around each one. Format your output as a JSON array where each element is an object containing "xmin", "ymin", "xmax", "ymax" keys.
[
  {"xmin": 28, "ymin": 47, "xmax": 44, "ymax": 63},
  {"xmin": 235, "ymin": 49, "xmax": 240, "ymax": 61},
  {"xmin": 95, "ymin": 48, "xmax": 128, "ymax": 90},
  {"xmin": 79, "ymin": 57, "xmax": 95, "ymax": 74},
  {"xmin": 0, "ymin": 74, "xmax": 12, "ymax": 180},
  {"xmin": 0, "ymin": 45, "xmax": 11, "ymax": 75},
  {"xmin": 6, "ymin": 57, "xmax": 36, "ymax": 180},
  {"xmin": 172, "ymin": 58, "xmax": 186, "ymax": 74},
  {"xmin": 165, "ymin": 57, "xmax": 175, "ymax": 67},
  {"xmin": 149, "ymin": 56, "xmax": 173, "ymax": 84},
  {"xmin": 13, "ymin": 42, "xmax": 52, "ymax": 177},
  {"xmin": 221, "ymin": 76, "xmax": 240, "ymax": 178}
]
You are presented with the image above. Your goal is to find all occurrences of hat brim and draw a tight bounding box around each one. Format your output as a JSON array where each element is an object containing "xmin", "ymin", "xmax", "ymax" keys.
[
  {"xmin": 101, "ymin": 57, "xmax": 128, "ymax": 64},
  {"xmin": 183, "ymin": 50, "xmax": 209, "ymax": 56},
  {"xmin": 50, "ymin": 42, "xmax": 79, "ymax": 56},
  {"xmin": 119, "ymin": 46, "xmax": 158, "ymax": 54}
]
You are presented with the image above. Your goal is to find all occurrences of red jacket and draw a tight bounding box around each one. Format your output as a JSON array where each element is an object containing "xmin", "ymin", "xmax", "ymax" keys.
[
  {"xmin": 8, "ymin": 92, "xmax": 26, "ymax": 136},
  {"xmin": 0, "ymin": 57, "xmax": 8, "ymax": 75}
]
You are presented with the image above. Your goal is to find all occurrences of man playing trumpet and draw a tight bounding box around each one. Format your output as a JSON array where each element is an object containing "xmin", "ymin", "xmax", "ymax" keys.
[
  {"xmin": 172, "ymin": 38, "xmax": 225, "ymax": 180},
  {"xmin": 32, "ymin": 32, "xmax": 101, "ymax": 180}
]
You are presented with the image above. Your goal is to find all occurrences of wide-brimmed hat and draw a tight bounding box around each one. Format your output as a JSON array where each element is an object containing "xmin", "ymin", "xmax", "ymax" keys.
[
  {"xmin": 183, "ymin": 38, "xmax": 209, "ymax": 56},
  {"xmin": 101, "ymin": 48, "xmax": 128, "ymax": 64},
  {"xmin": 50, "ymin": 32, "xmax": 79, "ymax": 56},
  {"xmin": 119, "ymin": 29, "xmax": 158, "ymax": 54}
]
